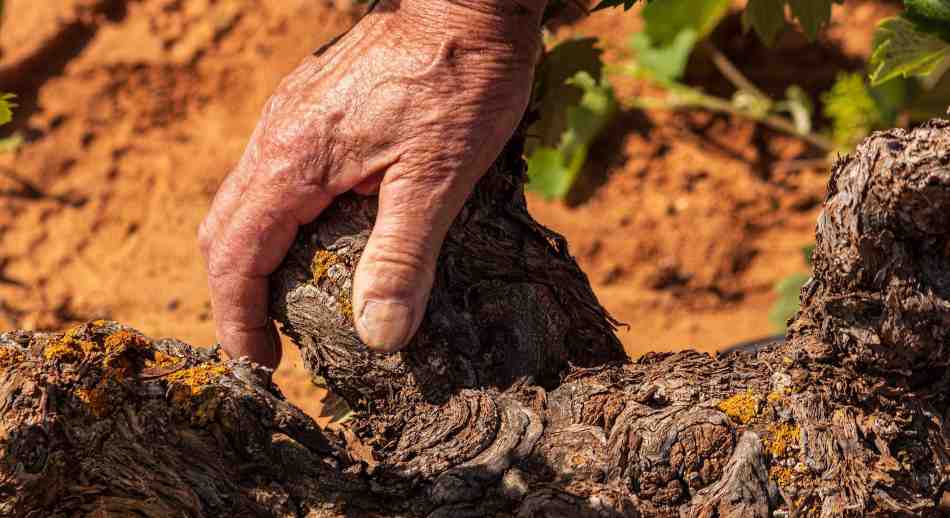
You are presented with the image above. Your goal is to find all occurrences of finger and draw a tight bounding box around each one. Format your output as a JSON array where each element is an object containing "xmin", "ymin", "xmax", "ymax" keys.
[
  {"xmin": 352, "ymin": 165, "xmax": 473, "ymax": 352},
  {"xmin": 207, "ymin": 182, "xmax": 332, "ymax": 367},
  {"xmin": 198, "ymin": 124, "xmax": 269, "ymax": 258}
]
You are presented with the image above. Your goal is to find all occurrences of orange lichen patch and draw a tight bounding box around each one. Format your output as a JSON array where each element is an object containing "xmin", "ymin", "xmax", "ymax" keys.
[
  {"xmin": 101, "ymin": 331, "xmax": 150, "ymax": 373},
  {"xmin": 0, "ymin": 348, "xmax": 24, "ymax": 368},
  {"xmin": 43, "ymin": 335, "xmax": 96, "ymax": 363},
  {"xmin": 103, "ymin": 331, "xmax": 149, "ymax": 354},
  {"xmin": 311, "ymin": 249, "xmax": 341, "ymax": 283},
  {"xmin": 718, "ymin": 390, "xmax": 760, "ymax": 424},
  {"xmin": 766, "ymin": 390, "xmax": 787, "ymax": 404},
  {"xmin": 339, "ymin": 293, "xmax": 353, "ymax": 320},
  {"xmin": 166, "ymin": 363, "xmax": 229, "ymax": 398},
  {"xmin": 75, "ymin": 380, "xmax": 113, "ymax": 418},
  {"xmin": 770, "ymin": 465, "xmax": 794, "ymax": 487},
  {"xmin": 766, "ymin": 423, "xmax": 800, "ymax": 457},
  {"xmin": 146, "ymin": 350, "xmax": 182, "ymax": 370}
]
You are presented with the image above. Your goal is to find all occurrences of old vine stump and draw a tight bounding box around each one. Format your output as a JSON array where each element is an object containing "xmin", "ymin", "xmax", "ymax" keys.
[{"xmin": 3, "ymin": 117, "xmax": 950, "ymax": 516}]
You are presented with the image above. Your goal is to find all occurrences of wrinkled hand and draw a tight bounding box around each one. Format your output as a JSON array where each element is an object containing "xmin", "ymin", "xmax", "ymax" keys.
[{"xmin": 199, "ymin": 0, "xmax": 544, "ymax": 367}]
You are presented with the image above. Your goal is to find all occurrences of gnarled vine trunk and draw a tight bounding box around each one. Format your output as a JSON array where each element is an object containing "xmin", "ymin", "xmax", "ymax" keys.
[{"xmin": 2, "ymin": 108, "xmax": 950, "ymax": 515}]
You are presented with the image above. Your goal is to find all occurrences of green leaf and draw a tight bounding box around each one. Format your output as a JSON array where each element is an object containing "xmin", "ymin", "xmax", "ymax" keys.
[
  {"xmin": 592, "ymin": 0, "xmax": 640, "ymax": 11},
  {"xmin": 527, "ymin": 71, "xmax": 617, "ymax": 200},
  {"xmin": 821, "ymin": 72, "xmax": 894, "ymax": 149},
  {"xmin": 802, "ymin": 244, "xmax": 815, "ymax": 266},
  {"xmin": 526, "ymin": 147, "xmax": 574, "ymax": 199},
  {"xmin": 905, "ymin": 0, "xmax": 950, "ymax": 24},
  {"xmin": 641, "ymin": 0, "xmax": 730, "ymax": 46},
  {"xmin": 0, "ymin": 93, "xmax": 15, "ymax": 126},
  {"xmin": 531, "ymin": 38, "xmax": 606, "ymax": 148},
  {"xmin": 869, "ymin": 16, "xmax": 950, "ymax": 86},
  {"xmin": 787, "ymin": 0, "xmax": 834, "ymax": 41},
  {"xmin": 563, "ymin": 71, "xmax": 617, "ymax": 150},
  {"xmin": 769, "ymin": 272, "xmax": 810, "ymax": 331},
  {"xmin": 0, "ymin": 133, "xmax": 22, "ymax": 153},
  {"xmin": 630, "ymin": 29, "xmax": 699, "ymax": 83},
  {"xmin": 742, "ymin": 0, "xmax": 787, "ymax": 46}
]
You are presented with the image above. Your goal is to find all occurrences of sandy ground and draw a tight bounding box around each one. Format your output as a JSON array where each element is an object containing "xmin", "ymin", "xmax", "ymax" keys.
[{"xmin": 0, "ymin": 0, "xmax": 894, "ymax": 418}]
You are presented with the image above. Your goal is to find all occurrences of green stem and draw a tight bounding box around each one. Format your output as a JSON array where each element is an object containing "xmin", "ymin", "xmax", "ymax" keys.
[
  {"xmin": 700, "ymin": 41, "xmax": 771, "ymax": 102},
  {"xmin": 627, "ymin": 91, "xmax": 836, "ymax": 153}
]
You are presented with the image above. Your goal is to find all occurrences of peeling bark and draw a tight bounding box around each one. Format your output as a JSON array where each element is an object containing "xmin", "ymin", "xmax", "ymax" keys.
[{"xmin": 2, "ymin": 116, "xmax": 950, "ymax": 517}]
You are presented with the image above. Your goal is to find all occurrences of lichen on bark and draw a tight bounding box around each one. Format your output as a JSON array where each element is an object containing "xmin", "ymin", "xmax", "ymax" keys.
[{"xmin": 3, "ymin": 119, "xmax": 950, "ymax": 516}]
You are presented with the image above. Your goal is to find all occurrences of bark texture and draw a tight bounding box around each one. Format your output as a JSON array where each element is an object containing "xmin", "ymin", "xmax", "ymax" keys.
[{"xmin": 2, "ymin": 117, "xmax": 950, "ymax": 517}]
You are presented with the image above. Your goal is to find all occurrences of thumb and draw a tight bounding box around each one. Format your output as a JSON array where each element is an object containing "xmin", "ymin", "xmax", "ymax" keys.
[{"xmin": 352, "ymin": 169, "xmax": 467, "ymax": 352}]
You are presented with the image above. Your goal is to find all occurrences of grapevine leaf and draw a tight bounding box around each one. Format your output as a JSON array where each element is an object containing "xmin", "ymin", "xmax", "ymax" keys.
[
  {"xmin": 630, "ymin": 29, "xmax": 698, "ymax": 83},
  {"xmin": 527, "ymin": 71, "xmax": 617, "ymax": 200},
  {"xmin": 0, "ymin": 93, "xmax": 16, "ymax": 126},
  {"xmin": 641, "ymin": 0, "xmax": 730, "ymax": 46},
  {"xmin": 904, "ymin": 0, "xmax": 950, "ymax": 25},
  {"xmin": 591, "ymin": 0, "xmax": 640, "ymax": 11},
  {"xmin": 787, "ymin": 0, "xmax": 834, "ymax": 41},
  {"xmin": 0, "ymin": 133, "xmax": 21, "ymax": 153},
  {"xmin": 802, "ymin": 245, "xmax": 815, "ymax": 266},
  {"xmin": 526, "ymin": 148, "xmax": 573, "ymax": 199},
  {"xmin": 821, "ymin": 72, "xmax": 907, "ymax": 150},
  {"xmin": 742, "ymin": 0, "xmax": 786, "ymax": 46},
  {"xmin": 531, "ymin": 38, "xmax": 605, "ymax": 148},
  {"xmin": 769, "ymin": 272, "xmax": 810, "ymax": 331},
  {"xmin": 563, "ymin": 71, "xmax": 617, "ymax": 149},
  {"xmin": 870, "ymin": 16, "xmax": 950, "ymax": 86}
]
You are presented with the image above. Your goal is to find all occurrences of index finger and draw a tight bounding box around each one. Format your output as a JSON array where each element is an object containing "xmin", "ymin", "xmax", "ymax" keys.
[{"xmin": 205, "ymin": 175, "xmax": 333, "ymax": 367}]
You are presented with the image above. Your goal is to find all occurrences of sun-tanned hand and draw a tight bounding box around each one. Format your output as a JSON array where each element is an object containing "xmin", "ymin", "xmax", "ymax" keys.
[{"xmin": 199, "ymin": 0, "xmax": 547, "ymax": 367}]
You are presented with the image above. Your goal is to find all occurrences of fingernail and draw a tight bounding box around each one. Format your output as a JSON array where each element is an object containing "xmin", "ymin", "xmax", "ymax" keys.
[{"xmin": 358, "ymin": 300, "xmax": 413, "ymax": 352}]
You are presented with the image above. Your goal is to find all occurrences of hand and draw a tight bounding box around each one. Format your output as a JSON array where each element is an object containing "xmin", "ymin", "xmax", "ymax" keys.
[{"xmin": 198, "ymin": 0, "xmax": 545, "ymax": 367}]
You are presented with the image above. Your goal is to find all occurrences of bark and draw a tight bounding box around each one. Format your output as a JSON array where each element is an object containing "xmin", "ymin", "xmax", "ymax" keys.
[{"xmin": 2, "ymin": 114, "xmax": 950, "ymax": 517}]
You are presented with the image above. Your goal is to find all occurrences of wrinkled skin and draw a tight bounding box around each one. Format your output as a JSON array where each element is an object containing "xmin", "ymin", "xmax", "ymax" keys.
[{"xmin": 198, "ymin": 0, "xmax": 545, "ymax": 366}]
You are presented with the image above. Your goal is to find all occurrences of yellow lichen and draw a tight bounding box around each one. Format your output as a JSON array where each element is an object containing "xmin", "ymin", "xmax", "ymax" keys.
[
  {"xmin": 311, "ymin": 249, "xmax": 340, "ymax": 283},
  {"xmin": 339, "ymin": 293, "xmax": 353, "ymax": 320},
  {"xmin": 165, "ymin": 363, "xmax": 230, "ymax": 423},
  {"xmin": 102, "ymin": 330, "xmax": 150, "ymax": 374},
  {"xmin": 43, "ymin": 335, "xmax": 96, "ymax": 363},
  {"xmin": 103, "ymin": 330, "xmax": 148, "ymax": 354},
  {"xmin": 75, "ymin": 380, "xmax": 113, "ymax": 418},
  {"xmin": 770, "ymin": 465, "xmax": 794, "ymax": 487},
  {"xmin": 147, "ymin": 350, "xmax": 183, "ymax": 370},
  {"xmin": 0, "ymin": 348, "xmax": 23, "ymax": 368},
  {"xmin": 766, "ymin": 423, "xmax": 800, "ymax": 457},
  {"xmin": 311, "ymin": 249, "xmax": 354, "ymax": 320},
  {"xmin": 766, "ymin": 389, "xmax": 788, "ymax": 404},
  {"xmin": 166, "ymin": 364, "xmax": 229, "ymax": 398},
  {"xmin": 718, "ymin": 390, "xmax": 760, "ymax": 424}
]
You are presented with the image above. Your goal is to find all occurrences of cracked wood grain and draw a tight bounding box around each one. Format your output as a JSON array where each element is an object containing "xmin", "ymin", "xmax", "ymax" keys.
[{"xmin": 2, "ymin": 115, "xmax": 950, "ymax": 516}]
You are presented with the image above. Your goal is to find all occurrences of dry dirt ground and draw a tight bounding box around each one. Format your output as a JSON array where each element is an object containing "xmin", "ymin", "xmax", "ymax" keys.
[{"xmin": 0, "ymin": 0, "xmax": 895, "ymax": 419}]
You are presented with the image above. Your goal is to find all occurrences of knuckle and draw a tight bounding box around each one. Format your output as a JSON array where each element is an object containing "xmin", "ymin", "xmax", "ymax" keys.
[{"xmin": 365, "ymin": 233, "xmax": 436, "ymax": 278}]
